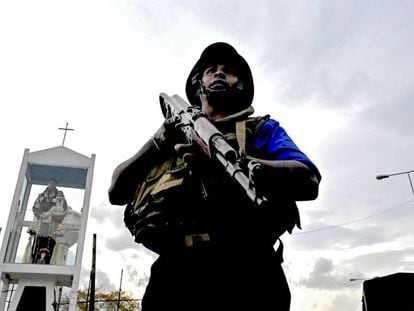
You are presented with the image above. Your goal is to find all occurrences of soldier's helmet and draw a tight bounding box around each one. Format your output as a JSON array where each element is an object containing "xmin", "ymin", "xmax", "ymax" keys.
[{"xmin": 185, "ymin": 42, "xmax": 254, "ymax": 110}]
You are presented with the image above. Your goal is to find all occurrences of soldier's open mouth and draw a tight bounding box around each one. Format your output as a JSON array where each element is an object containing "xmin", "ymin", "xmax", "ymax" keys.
[{"xmin": 209, "ymin": 80, "xmax": 229, "ymax": 91}]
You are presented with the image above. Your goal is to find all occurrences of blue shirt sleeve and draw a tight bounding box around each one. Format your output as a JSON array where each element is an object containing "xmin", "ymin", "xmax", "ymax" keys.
[{"xmin": 253, "ymin": 119, "xmax": 318, "ymax": 171}]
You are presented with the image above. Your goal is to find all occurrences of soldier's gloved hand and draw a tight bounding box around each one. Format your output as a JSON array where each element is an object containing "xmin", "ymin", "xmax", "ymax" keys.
[
  {"xmin": 174, "ymin": 141, "xmax": 210, "ymax": 170},
  {"xmin": 152, "ymin": 117, "xmax": 182, "ymax": 153}
]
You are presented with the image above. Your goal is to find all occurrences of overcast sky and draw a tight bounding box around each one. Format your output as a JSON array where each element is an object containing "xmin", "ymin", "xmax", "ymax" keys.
[{"xmin": 1, "ymin": 1, "xmax": 414, "ymax": 310}]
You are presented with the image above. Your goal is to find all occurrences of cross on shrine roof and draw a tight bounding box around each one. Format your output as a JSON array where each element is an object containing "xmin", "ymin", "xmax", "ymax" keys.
[{"xmin": 58, "ymin": 122, "xmax": 74, "ymax": 146}]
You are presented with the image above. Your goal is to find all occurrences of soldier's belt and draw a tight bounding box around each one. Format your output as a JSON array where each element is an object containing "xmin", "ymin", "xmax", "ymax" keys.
[{"xmin": 184, "ymin": 233, "xmax": 211, "ymax": 247}]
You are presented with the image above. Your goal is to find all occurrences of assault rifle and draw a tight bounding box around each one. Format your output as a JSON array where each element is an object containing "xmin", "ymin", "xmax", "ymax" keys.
[{"xmin": 159, "ymin": 92, "xmax": 268, "ymax": 208}]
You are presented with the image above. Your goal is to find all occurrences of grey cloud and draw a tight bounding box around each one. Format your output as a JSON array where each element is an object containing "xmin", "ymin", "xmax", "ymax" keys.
[
  {"xmin": 78, "ymin": 265, "xmax": 116, "ymax": 292},
  {"xmin": 96, "ymin": 269, "xmax": 116, "ymax": 291},
  {"xmin": 350, "ymin": 248, "xmax": 414, "ymax": 276},
  {"xmin": 292, "ymin": 225, "xmax": 386, "ymax": 251},
  {"xmin": 128, "ymin": 245, "xmax": 158, "ymax": 261},
  {"xmin": 299, "ymin": 257, "xmax": 363, "ymax": 290},
  {"xmin": 329, "ymin": 293, "xmax": 363, "ymax": 311},
  {"xmin": 293, "ymin": 203, "xmax": 414, "ymax": 251},
  {"xmin": 90, "ymin": 201, "xmax": 109, "ymax": 223},
  {"xmin": 105, "ymin": 228, "xmax": 138, "ymax": 252},
  {"xmin": 299, "ymin": 248, "xmax": 414, "ymax": 293},
  {"xmin": 358, "ymin": 86, "xmax": 414, "ymax": 138},
  {"xmin": 307, "ymin": 135, "xmax": 414, "ymax": 253},
  {"xmin": 258, "ymin": 1, "xmax": 414, "ymax": 109},
  {"xmin": 90, "ymin": 201, "xmax": 125, "ymax": 228},
  {"xmin": 125, "ymin": 263, "xmax": 150, "ymax": 294},
  {"xmin": 127, "ymin": 0, "xmax": 414, "ymax": 126}
]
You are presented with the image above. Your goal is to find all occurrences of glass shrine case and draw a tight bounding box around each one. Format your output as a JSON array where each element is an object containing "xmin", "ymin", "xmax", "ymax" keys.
[{"xmin": 5, "ymin": 163, "xmax": 88, "ymax": 267}]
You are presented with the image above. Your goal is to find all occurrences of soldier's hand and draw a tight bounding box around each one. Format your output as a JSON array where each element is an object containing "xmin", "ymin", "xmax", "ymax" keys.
[
  {"xmin": 174, "ymin": 142, "xmax": 209, "ymax": 169},
  {"xmin": 152, "ymin": 117, "xmax": 183, "ymax": 152}
]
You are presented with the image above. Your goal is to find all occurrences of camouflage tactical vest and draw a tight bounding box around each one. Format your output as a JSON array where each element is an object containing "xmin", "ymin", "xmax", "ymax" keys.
[{"xmin": 124, "ymin": 114, "xmax": 300, "ymax": 253}]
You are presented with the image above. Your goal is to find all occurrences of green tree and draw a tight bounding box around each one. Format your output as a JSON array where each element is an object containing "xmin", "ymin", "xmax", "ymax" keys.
[{"xmin": 75, "ymin": 288, "xmax": 140, "ymax": 311}]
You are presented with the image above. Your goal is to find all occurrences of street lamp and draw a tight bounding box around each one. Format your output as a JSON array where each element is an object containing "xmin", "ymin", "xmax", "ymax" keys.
[{"xmin": 376, "ymin": 169, "xmax": 414, "ymax": 198}]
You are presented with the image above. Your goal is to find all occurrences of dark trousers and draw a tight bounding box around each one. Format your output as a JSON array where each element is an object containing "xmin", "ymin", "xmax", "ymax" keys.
[
  {"xmin": 31, "ymin": 236, "xmax": 56, "ymax": 264},
  {"xmin": 142, "ymin": 246, "xmax": 291, "ymax": 311}
]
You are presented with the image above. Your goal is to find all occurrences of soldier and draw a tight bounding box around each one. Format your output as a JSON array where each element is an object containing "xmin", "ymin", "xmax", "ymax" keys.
[{"xmin": 109, "ymin": 42, "xmax": 321, "ymax": 311}]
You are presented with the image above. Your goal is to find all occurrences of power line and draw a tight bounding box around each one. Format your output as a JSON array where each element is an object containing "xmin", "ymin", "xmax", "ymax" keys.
[{"xmin": 293, "ymin": 199, "xmax": 413, "ymax": 235}]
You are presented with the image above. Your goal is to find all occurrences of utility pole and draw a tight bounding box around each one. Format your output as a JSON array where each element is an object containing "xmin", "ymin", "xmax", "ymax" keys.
[
  {"xmin": 85, "ymin": 278, "xmax": 90, "ymax": 311},
  {"xmin": 116, "ymin": 269, "xmax": 123, "ymax": 311},
  {"xmin": 89, "ymin": 234, "xmax": 96, "ymax": 311}
]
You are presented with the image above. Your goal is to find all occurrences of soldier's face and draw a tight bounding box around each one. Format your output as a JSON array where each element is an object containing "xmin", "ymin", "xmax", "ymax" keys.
[{"xmin": 201, "ymin": 64, "xmax": 239, "ymax": 91}]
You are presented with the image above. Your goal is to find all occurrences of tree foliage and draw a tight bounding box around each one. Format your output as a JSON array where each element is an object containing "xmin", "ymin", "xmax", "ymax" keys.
[{"xmin": 75, "ymin": 288, "xmax": 139, "ymax": 311}]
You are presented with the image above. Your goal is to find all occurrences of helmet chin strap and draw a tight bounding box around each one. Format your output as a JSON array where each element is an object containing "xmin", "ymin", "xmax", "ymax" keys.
[
  {"xmin": 197, "ymin": 79, "xmax": 249, "ymax": 113},
  {"xmin": 198, "ymin": 79, "xmax": 244, "ymax": 100},
  {"xmin": 235, "ymin": 80, "xmax": 244, "ymax": 91}
]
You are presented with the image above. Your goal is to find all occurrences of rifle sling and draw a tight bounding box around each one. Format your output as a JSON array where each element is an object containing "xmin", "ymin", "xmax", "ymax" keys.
[{"xmin": 235, "ymin": 120, "xmax": 247, "ymax": 157}]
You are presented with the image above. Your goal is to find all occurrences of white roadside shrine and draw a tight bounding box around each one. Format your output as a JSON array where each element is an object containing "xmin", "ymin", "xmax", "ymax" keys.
[{"xmin": 0, "ymin": 146, "xmax": 95, "ymax": 311}]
